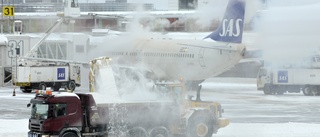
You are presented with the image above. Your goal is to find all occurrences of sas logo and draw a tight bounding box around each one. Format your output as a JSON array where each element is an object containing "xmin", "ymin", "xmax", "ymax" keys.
[
  {"xmin": 219, "ymin": 19, "xmax": 242, "ymax": 37},
  {"xmin": 278, "ymin": 70, "xmax": 288, "ymax": 83},
  {"xmin": 57, "ymin": 68, "xmax": 65, "ymax": 80}
]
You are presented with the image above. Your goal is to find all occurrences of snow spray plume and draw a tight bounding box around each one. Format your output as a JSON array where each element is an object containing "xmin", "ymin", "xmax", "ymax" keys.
[
  {"xmin": 254, "ymin": 0, "xmax": 320, "ymax": 68},
  {"xmin": 91, "ymin": 60, "xmax": 180, "ymax": 136},
  {"xmin": 125, "ymin": 3, "xmax": 155, "ymax": 33},
  {"xmin": 86, "ymin": 5, "xmax": 192, "ymax": 136}
]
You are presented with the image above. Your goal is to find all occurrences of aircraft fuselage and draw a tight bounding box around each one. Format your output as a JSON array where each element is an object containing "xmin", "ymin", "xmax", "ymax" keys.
[{"xmin": 106, "ymin": 37, "xmax": 245, "ymax": 81}]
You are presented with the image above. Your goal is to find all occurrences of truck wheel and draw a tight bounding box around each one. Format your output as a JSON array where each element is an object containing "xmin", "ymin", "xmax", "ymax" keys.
[
  {"xmin": 39, "ymin": 83, "xmax": 46, "ymax": 90},
  {"xmin": 149, "ymin": 127, "xmax": 169, "ymax": 137},
  {"xmin": 187, "ymin": 114, "xmax": 213, "ymax": 137},
  {"xmin": 129, "ymin": 127, "xmax": 148, "ymax": 137},
  {"xmin": 263, "ymin": 85, "xmax": 272, "ymax": 95},
  {"xmin": 68, "ymin": 81, "xmax": 76, "ymax": 92},
  {"xmin": 303, "ymin": 86, "xmax": 312, "ymax": 96},
  {"xmin": 62, "ymin": 132, "xmax": 78, "ymax": 137}
]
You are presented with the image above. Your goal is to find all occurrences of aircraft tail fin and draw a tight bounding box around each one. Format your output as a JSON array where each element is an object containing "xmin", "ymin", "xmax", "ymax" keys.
[{"xmin": 205, "ymin": 0, "xmax": 246, "ymax": 43}]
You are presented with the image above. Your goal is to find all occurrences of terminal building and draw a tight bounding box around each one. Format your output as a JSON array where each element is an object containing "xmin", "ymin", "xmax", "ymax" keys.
[{"xmin": 0, "ymin": 0, "xmax": 216, "ymax": 33}]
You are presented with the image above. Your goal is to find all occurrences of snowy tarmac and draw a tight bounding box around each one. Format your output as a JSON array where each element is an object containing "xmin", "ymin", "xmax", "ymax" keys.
[
  {"xmin": 201, "ymin": 78, "xmax": 320, "ymax": 124},
  {"xmin": 1, "ymin": 78, "xmax": 320, "ymax": 137}
]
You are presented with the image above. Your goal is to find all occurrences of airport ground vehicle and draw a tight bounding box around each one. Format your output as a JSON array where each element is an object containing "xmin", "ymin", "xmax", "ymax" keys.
[
  {"xmin": 11, "ymin": 0, "xmax": 81, "ymax": 93},
  {"xmin": 257, "ymin": 67, "xmax": 320, "ymax": 96},
  {"xmin": 14, "ymin": 63, "xmax": 81, "ymax": 93},
  {"xmin": 27, "ymin": 56, "xmax": 229, "ymax": 137}
]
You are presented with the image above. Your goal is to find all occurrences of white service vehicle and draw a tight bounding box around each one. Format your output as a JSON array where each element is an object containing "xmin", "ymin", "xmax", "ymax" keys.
[
  {"xmin": 12, "ymin": 0, "xmax": 82, "ymax": 93},
  {"xmin": 15, "ymin": 63, "xmax": 81, "ymax": 93},
  {"xmin": 257, "ymin": 67, "xmax": 320, "ymax": 96}
]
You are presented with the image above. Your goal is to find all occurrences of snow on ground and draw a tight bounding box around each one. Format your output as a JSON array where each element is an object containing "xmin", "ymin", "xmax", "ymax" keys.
[
  {"xmin": 213, "ymin": 123, "xmax": 320, "ymax": 137},
  {"xmin": 2, "ymin": 78, "xmax": 320, "ymax": 137},
  {"xmin": 2, "ymin": 119, "xmax": 320, "ymax": 137},
  {"xmin": 0, "ymin": 119, "xmax": 28, "ymax": 137}
]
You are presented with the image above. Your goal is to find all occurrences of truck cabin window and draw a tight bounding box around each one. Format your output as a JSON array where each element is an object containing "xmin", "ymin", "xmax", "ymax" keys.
[
  {"xmin": 31, "ymin": 104, "xmax": 48, "ymax": 120},
  {"xmin": 54, "ymin": 104, "xmax": 67, "ymax": 117}
]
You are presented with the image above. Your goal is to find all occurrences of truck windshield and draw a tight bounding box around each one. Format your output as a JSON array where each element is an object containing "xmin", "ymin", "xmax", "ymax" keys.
[{"xmin": 31, "ymin": 104, "xmax": 48, "ymax": 120}]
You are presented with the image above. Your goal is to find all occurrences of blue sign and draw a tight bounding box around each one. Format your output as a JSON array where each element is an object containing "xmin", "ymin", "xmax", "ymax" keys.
[
  {"xmin": 57, "ymin": 68, "xmax": 65, "ymax": 80},
  {"xmin": 278, "ymin": 70, "xmax": 288, "ymax": 83}
]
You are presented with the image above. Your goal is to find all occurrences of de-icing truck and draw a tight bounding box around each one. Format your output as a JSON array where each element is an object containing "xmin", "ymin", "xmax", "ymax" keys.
[
  {"xmin": 13, "ymin": 0, "xmax": 82, "ymax": 93},
  {"xmin": 14, "ymin": 63, "xmax": 81, "ymax": 93},
  {"xmin": 257, "ymin": 67, "xmax": 320, "ymax": 96},
  {"xmin": 27, "ymin": 56, "xmax": 229, "ymax": 137}
]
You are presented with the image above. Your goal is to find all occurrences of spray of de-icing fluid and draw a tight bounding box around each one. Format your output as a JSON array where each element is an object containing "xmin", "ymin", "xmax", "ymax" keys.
[{"xmin": 254, "ymin": 0, "xmax": 320, "ymax": 68}]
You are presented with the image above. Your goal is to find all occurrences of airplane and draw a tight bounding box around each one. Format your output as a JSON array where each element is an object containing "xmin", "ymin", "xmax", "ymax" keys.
[{"xmin": 87, "ymin": 0, "xmax": 247, "ymax": 91}]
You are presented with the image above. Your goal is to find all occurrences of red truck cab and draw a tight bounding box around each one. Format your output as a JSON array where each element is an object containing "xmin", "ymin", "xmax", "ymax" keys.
[{"xmin": 28, "ymin": 91, "xmax": 95, "ymax": 137}]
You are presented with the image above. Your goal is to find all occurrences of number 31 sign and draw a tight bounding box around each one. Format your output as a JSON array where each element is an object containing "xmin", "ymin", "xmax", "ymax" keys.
[{"xmin": 2, "ymin": 6, "xmax": 14, "ymax": 16}]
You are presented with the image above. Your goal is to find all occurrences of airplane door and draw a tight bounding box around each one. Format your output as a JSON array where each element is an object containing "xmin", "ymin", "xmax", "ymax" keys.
[{"xmin": 198, "ymin": 48, "xmax": 206, "ymax": 67}]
